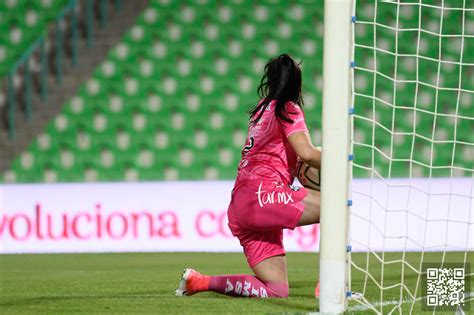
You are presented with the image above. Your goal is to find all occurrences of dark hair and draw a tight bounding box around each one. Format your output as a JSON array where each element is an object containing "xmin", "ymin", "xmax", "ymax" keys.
[{"xmin": 249, "ymin": 54, "xmax": 304, "ymax": 125}]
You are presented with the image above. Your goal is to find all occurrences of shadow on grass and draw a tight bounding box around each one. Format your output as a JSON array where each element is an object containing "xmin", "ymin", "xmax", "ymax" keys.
[
  {"xmin": 165, "ymin": 290, "xmax": 318, "ymax": 312},
  {"xmin": 264, "ymin": 297, "xmax": 318, "ymax": 312},
  {"xmin": 186, "ymin": 290, "xmax": 318, "ymax": 312}
]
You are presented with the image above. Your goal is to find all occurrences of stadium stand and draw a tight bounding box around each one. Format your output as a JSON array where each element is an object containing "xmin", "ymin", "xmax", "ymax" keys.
[
  {"xmin": 1, "ymin": 0, "xmax": 471, "ymax": 183},
  {"xmin": 0, "ymin": 0, "xmax": 148, "ymax": 179}
]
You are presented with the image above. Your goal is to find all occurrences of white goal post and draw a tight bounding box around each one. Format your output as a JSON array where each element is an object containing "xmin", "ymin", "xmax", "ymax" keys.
[{"xmin": 319, "ymin": 0, "xmax": 354, "ymax": 313}]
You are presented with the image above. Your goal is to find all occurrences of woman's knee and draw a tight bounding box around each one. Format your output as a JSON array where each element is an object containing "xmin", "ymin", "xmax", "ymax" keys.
[{"xmin": 264, "ymin": 281, "xmax": 289, "ymax": 298}]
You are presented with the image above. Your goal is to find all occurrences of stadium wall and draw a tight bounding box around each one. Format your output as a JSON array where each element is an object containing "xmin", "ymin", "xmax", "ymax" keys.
[{"xmin": 0, "ymin": 178, "xmax": 471, "ymax": 254}]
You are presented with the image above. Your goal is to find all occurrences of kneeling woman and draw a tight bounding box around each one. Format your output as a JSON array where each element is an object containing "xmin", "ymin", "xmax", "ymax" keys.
[{"xmin": 176, "ymin": 54, "xmax": 321, "ymax": 298}]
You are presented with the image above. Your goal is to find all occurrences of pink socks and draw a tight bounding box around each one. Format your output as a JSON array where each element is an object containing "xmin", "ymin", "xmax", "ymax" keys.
[{"xmin": 208, "ymin": 274, "xmax": 288, "ymax": 298}]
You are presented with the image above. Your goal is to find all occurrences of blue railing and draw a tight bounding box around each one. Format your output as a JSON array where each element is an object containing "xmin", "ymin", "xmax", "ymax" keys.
[{"xmin": 5, "ymin": 0, "xmax": 122, "ymax": 139}]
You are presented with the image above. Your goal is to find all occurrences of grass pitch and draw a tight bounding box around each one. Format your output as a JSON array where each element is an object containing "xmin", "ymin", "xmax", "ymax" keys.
[{"xmin": 1, "ymin": 252, "xmax": 472, "ymax": 314}]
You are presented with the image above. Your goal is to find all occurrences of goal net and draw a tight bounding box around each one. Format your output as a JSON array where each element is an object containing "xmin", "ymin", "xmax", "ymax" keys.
[{"xmin": 349, "ymin": 0, "xmax": 473, "ymax": 313}]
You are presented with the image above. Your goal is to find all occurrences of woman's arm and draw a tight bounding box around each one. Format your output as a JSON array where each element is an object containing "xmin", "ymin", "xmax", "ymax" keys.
[{"xmin": 288, "ymin": 131, "xmax": 321, "ymax": 169}]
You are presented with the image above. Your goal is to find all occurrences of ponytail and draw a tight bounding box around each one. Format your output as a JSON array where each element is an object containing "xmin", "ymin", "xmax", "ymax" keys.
[{"xmin": 249, "ymin": 54, "xmax": 304, "ymax": 125}]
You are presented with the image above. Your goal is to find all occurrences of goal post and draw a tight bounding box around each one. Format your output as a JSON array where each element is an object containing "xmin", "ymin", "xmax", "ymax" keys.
[{"xmin": 319, "ymin": 0, "xmax": 354, "ymax": 313}]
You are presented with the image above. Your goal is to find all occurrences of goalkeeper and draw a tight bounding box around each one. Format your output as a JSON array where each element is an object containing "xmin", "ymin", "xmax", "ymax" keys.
[{"xmin": 176, "ymin": 54, "xmax": 321, "ymax": 298}]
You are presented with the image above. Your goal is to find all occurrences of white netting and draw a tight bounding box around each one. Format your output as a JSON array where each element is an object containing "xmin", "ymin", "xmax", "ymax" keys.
[{"xmin": 349, "ymin": 0, "xmax": 473, "ymax": 313}]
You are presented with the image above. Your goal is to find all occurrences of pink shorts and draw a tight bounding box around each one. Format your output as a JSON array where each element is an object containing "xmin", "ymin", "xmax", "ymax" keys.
[{"xmin": 227, "ymin": 179, "xmax": 308, "ymax": 267}]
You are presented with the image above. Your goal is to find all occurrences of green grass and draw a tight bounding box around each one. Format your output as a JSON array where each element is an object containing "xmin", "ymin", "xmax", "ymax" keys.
[{"xmin": 1, "ymin": 252, "xmax": 472, "ymax": 314}]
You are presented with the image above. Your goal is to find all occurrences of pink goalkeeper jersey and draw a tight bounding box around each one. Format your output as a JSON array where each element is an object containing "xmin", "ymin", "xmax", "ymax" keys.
[{"xmin": 234, "ymin": 100, "xmax": 309, "ymax": 187}]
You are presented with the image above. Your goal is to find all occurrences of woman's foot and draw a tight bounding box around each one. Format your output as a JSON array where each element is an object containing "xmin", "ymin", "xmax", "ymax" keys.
[
  {"xmin": 315, "ymin": 281, "xmax": 320, "ymax": 298},
  {"xmin": 175, "ymin": 268, "xmax": 210, "ymax": 296}
]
